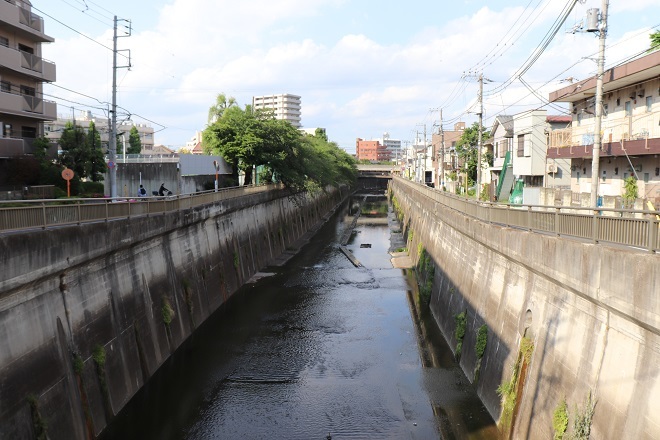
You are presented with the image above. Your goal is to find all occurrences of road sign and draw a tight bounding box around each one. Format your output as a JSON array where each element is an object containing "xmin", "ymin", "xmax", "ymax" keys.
[
  {"xmin": 107, "ymin": 161, "xmax": 115, "ymax": 169},
  {"xmin": 61, "ymin": 168, "xmax": 74, "ymax": 181}
]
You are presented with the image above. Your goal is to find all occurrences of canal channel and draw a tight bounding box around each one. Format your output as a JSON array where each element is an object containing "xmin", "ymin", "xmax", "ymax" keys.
[{"xmin": 100, "ymin": 191, "xmax": 498, "ymax": 439}]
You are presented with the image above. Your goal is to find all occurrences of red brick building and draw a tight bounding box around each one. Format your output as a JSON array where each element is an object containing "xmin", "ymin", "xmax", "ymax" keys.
[{"xmin": 356, "ymin": 138, "xmax": 391, "ymax": 162}]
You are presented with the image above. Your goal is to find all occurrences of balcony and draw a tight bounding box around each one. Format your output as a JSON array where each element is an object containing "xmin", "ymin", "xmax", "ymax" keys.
[
  {"xmin": 0, "ymin": 136, "xmax": 27, "ymax": 157},
  {"xmin": 0, "ymin": 1, "xmax": 54, "ymax": 42},
  {"xmin": 0, "ymin": 45, "xmax": 56, "ymax": 82},
  {"xmin": 0, "ymin": 90, "xmax": 56, "ymax": 120}
]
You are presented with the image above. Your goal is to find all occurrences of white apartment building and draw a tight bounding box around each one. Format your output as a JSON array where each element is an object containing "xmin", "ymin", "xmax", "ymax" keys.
[
  {"xmin": 252, "ymin": 94, "xmax": 301, "ymax": 128},
  {"xmin": 45, "ymin": 110, "xmax": 155, "ymax": 153}
]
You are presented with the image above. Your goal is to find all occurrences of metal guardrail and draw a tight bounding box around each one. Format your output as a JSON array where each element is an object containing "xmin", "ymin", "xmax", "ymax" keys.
[
  {"xmin": 393, "ymin": 176, "xmax": 660, "ymax": 253},
  {"xmin": 0, "ymin": 184, "xmax": 277, "ymax": 233}
]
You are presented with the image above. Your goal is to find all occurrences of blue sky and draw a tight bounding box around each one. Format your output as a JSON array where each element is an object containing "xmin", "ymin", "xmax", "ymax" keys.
[{"xmin": 37, "ymin": 0, "xmax": 660, "ymax": 152}]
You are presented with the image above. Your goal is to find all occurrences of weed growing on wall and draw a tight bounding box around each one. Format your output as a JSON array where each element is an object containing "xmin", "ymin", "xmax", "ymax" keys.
[
  {"xmin": 233, "ymin": 251, "xmax": 240, "ymax": 269},
  {"xmin": 414, "ymin": 248, "xmax": 435, "ymax": 305},
  {"xmin": 454, "ymin": 311, "xmax": 467, "ymax": 360},
  {"xmin": 27, "ymin": 395, "xmax": 47, "ymax": 440},
  {"xmin": 475, "ymin": 324, "xmax": 488, "ymax": 359},
  {"xmin": 497, "ymin": 336, "xmax": 534, "ymax": 436},
  {"xmin": 162, "ymin": 297, "xmax": 175, "ymax": 327},
  {"xmin": 570, "ymin": 392, "xmax": 595, "ymax": 440},
  {"xmin": 182, "ymin": 279, "xmax": 194, "ymax": 321},
  {"xmin": 473, "ymin": 324, "xmax": 488, "ymax": 381},
  {"xmin": 553, "ymin": 399, "xmax": 569, "ymax": 440},
  {"xmin": 92, "ymin": 344, "xmax": 111, "ymax": 417}
]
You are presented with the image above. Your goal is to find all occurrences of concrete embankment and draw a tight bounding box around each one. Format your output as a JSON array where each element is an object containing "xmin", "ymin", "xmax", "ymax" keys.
[
  {"xmin": 0, "ymin": 186, "xmax": 346, "ymax": 439},
  {"xmin": 390, "ymin": 178, "xmax": 660, "ymax": 439}
]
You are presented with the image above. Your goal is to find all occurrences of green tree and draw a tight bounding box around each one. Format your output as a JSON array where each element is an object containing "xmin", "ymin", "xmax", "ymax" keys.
[
  {"xmin": 455, "ymin": 122, "xmax": 490, "ymax": 185},
  {"xmin": 87, "ymin": 121, "xmax": 106, "ymax": 182},
  {"xmin": 58, "ymin": 121, "xmax": 105, "ymax": 182},
  {"xmin": 207, "ymin": 93, "xmax": 238, "ymax": 123},
  {"xmin": 649, "ymin": 30, "xmax": 660, "ymax": 52},
  {"xmin": 203, "ymin": 93, "xmax": 356, "ymax": 191},
  {"xmin": 127, "ymin": 126, "xmax": 141, "ymax": 154}
]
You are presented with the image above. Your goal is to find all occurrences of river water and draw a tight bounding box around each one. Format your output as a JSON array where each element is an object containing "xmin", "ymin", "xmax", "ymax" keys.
[{"xmin": 101, "ymin": 192, "xmax": 498, "ymax": 440}]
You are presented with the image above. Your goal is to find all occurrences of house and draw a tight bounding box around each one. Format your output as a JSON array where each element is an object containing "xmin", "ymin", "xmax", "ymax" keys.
[
  {"xmin": 491, "ymin": 110, "xmax": 571, "ymax": 202},
  {"xmin": 548, "ymin": 50, "xmax": 660, "ymax": 205}
]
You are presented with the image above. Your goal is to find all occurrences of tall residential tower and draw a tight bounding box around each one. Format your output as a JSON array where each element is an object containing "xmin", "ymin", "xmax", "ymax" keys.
[{"xmin": 252, "ymin": 94, "xmax": 301, "ymax": 128}]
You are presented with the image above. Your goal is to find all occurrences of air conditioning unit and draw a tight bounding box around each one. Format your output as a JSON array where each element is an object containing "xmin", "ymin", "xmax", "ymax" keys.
[{"xmin": 546, "ymin": 163, "xmax": 558, "ymax": 173}]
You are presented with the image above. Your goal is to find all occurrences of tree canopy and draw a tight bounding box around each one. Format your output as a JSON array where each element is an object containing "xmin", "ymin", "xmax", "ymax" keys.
[
  {"xmin": 455, "ymin": 122, "xmax": 491, "ymax": 185},
  {"xmin": 127, "ymin": 126, "xmax": 142, "ymax": 154},
  {"xmin": 58, "ymin": 121, "xmax": 105, "ymax": 182},
  {"xmin": 202, "ymin": 95, "xmax": 356, "ymax": 192},
  {"xmin": 650, "ymin": 31, "xmax": 660, "ymax": 52}
]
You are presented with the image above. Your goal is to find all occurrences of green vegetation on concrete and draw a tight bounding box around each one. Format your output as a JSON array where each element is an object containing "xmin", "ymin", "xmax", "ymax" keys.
[
  {"xmin": 475, "ymin": 324, "xmax": 488, "ymax": 359},
  {"xmin": 162, "ymin": 297, "xmax": 175, "ymax": 327},
  {"xmin": 414, "ymin": 247, "xmax": 435, "ymax": 305},
  {"xmin": 497, "ymin": 336, "xmax": 534, "ymax": 435},
  {"xmin": 454, "ymin": 310, "xmax": 467, "ymax": 360},
  {"xmin": 570, "ymin": 392, "xmax": 596, "ymax": 440},
  {"xmin": 553, "ymin": 399, "xmax": 569, "ymax": 440},
  {"xmin": 27, "ymin": 394, "xmax": 47, "ymax": 440}
]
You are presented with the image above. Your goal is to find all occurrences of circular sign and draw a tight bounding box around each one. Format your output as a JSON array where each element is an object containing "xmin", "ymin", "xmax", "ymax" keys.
[
  {"xmin": 61, "ymin": 168, "xmax": 74, "ymax": 181},
  {"xmin": 107, "ymin": 161, "xmax": 115, "ymax": 169}
]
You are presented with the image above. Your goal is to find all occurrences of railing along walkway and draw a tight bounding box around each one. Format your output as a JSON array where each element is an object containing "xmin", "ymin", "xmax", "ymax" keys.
[
  {"xmin": 0, "ymin": 184, "xmax": 277, "ymax": 233},
  {"xmin": 393, "ymin": 176, "xmax": 660, "ymax": 253}
]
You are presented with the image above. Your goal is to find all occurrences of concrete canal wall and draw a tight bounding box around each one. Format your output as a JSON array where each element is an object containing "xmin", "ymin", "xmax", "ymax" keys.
[
  {"xmin": 391, "ymin": 178, "xmax": 660, "ymax": 439},
  {"xmin": 0, "ymin": 187, "xmax": 346, "ymax": 439}
]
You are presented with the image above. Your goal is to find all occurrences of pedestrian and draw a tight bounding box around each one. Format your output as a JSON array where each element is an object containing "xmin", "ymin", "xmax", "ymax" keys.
[
  {"xmin": 158, "ymin": 183, "xmax": 170, "ymax": 196},
  {"xmin": 137, "ymin": 184, "xmax": 147, "ymax": 197}
]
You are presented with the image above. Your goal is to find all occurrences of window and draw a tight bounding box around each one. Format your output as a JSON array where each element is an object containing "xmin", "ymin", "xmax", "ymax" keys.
[
  {"xmin": 20, "ymin": 85, "xmax": 35, "ymax": 96},
  {"xmin": 646, "ymin": 96, "xmax": 653, "ymax": 113},
  {"xmin": 0, "ymin": 80, "xmax": 10, "ymax": 93},
  {"xmin": 603, "ymin": 103, "xmax": 608, "ymax": 117},
  {"xmin": 0, "ymin": 36, "xmax": 8, "ymax": 47},
  {"xmin": 21, "ymin": 126, "xmax": 37, "ymax": 138},
  {"xmin": 517, "ymin": 134, "xmax": 525, "ymax": 157},
  {"xmin": 601, "ymin": 170, "xmax": 606, "ymax": 182},
  {"xmin": 644, "ymin": 173, "xmax": 650, "ymax": 183},
  {"xmin": 3, "ymin": 123, "xmax": 12, "ymax": 137},
  {"xmin": 625, "ymin": 101, "xmax": 632, "ymax": 116}
]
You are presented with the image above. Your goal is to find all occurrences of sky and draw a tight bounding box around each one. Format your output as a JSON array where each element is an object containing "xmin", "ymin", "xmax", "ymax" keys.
[{"xmin": 36, "ymin": 0, "xmax": 660, "ymax": 153}]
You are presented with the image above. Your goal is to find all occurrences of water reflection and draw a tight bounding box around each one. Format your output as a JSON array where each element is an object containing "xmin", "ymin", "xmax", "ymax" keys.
[{"xmin": 101, "ymin": 192, "xmax": 497, "ymax": 440}]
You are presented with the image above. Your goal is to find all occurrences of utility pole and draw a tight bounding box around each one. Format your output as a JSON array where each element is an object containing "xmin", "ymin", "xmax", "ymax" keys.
[
  {"xmin": 590, "ymin": 0, "xmax": 608, "ymax": 208},
  {"xmin": 477, "ymin": 73, "xmax": 484, "ymax": 196},
  {"xmin": 440, "ymin": 109, "xmax": 445, "ymax": 190},
  {"xmin": 110, "ymin": 16, "xmax": 131, "ymax": 198}
]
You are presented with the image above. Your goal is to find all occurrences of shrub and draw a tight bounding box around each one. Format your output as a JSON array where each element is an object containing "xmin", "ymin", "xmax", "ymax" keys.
[
  {"xmin": 553, "ymin": 399, "xmax": 569, "ymax": 440},
  {"xmin": 475, "ymin": 324, "xmax": 488, "ymax": 359}
]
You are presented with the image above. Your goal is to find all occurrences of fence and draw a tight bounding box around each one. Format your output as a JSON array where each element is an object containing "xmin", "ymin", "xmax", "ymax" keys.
[
  {"xmin": 393, "ymin": 176, "xmax": 660, "ymax": 253},
  {"xmin": 0, "ymin": 184, "xmax": 277, "ymax": 233}
]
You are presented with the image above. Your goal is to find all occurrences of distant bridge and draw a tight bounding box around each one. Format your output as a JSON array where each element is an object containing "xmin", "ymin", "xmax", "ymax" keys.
[{"xmin": 356, "ymin": 164, "xmax": 399, "ymax": 178}]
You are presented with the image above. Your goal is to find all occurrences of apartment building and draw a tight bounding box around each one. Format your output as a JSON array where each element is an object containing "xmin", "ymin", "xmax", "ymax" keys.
[
  {"xmin": 0, "ymin": 0, "xmax": 56, "ymax": 157},
  {"xmin": 548, "ymin": 50, "xmax": 660, "ymax": 204},
  {"xmin": 45, "ymin": 111, "xmax": 156, "ymax": 154},
  {"xmin": 252, "ymin": 94, "xmax": 302, "ymax": 128}
]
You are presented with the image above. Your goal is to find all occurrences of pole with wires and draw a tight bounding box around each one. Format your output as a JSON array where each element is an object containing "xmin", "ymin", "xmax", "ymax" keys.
[
  {"xmin": 477, "ymin": 73, "xmax": 484, "ymax": 196},
  {"xmin": 590, "ymin": 0, "xmax": 608, "ymax": 208}
]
